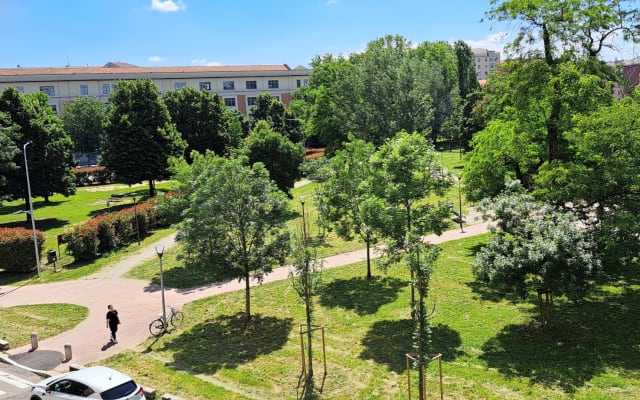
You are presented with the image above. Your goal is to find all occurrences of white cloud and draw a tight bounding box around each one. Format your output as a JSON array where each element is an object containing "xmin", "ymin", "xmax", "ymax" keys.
[
  {"xmin": 465, "ymin": 31, "xmax": 509, "ymax": 53},
  {"xmin": 151, "ymin": 0, "xmax": 186, "ymax": 12},
  {"xmin": 148, "ymin": 55, "xmax": 165, "ymax": 63},
  {"xmin": 191, "ymin": 59, "xmax": 223, "ymax": 66},
  {"xmin": 326, "ymin": 0, "xmax": 339, "ymax": 4}
]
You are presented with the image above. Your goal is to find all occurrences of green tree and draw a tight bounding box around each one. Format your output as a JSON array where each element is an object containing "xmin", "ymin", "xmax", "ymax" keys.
[
  {"xmin": 163, "ymin": 87, "xmax": 240, "ymax": 161},
  {"xmin": 102, "ymin": 79, "xmax": 186, "ymax": 196},
  {"xmin": 249, "ymin": 93, "xmax": 303, "ymax": 143},
  {"xmin": 241, "ymin": 120, "xmax": 305, "ymax": 194},
  {"xmin": 535, "ymin": 93, "xmax": 640, "ymax": 268},
  {"xmin": 316, "ymin": 137, "xmax": 383, "ymax": 279},
  {"xmin": 454, "ymin": 40, "xmax": 482, "ymax": 150},
  {"xmin": 370, "ymin": 131, "xmax": 451, "ymax": 316},
  {"xmin": 473, "ymin": 180, "xmax": 601, "ymax": 308},
  {"xmin": 289, "ymin": 231, "xmax": 323, "ymax": 398},
  {"xmin": 0, "ymin": 87, "xmax": 76, "ymax": 209},
  {"xmin": 61, "ymin": 97, "xmax": 108, "ymax": 154},
  {"xmin": 170, "ymin": 152, "xmax": 290, "ymax": 320},
  {"xmin": 487, "ymin": 0, "xmax": 640, "ymax": 162}
]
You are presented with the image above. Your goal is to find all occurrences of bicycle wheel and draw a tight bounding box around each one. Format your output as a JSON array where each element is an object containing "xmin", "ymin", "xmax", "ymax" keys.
[
  {"xmin": 170, "ymin": 311, "xmax": 184, "ymax": 327},
  {"xmin": 149, "ymin": 318, "xmax": 165, "ymax": 337}
]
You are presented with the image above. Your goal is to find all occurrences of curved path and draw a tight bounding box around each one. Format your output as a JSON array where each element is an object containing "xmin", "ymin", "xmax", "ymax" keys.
[{"xmin": 0, "ymin": 222, "xmax": 489, "ymax": 372}]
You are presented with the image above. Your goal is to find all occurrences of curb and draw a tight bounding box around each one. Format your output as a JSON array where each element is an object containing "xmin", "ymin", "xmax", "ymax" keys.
[{"xmin": 0, "ymin": 353, "xmax": 52, "ymax": 378}]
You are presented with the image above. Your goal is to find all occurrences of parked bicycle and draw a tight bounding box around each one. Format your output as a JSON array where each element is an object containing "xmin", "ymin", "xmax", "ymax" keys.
[{"xmin": 149, "ymin": 305, "xmax": 184, "ymax": 337}]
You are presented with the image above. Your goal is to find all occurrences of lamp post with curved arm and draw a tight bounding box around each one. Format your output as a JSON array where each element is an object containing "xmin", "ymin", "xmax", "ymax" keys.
[{"xmin": 24, "ymin": 141, "xmax": 41, "ymax": 277}]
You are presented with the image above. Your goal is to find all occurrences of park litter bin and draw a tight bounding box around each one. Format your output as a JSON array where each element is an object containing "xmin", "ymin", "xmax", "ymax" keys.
[{"xmin": 47, "ymin": 250, "xmax": 57, "ymax": 264}]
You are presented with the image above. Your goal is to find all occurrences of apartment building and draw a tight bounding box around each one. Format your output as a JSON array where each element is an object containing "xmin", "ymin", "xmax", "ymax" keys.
[
  {"xmin": 0, "ymin": 62, "xmax": 311, "ymax": 114},
  {"xmin": 472, "ymin": 48, "xmax": 501, "ymax": 80}
]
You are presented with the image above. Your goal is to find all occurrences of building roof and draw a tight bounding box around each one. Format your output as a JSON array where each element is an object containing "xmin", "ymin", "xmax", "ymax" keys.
[{"xmin": 0, "ymin": 62, "xmax": 304, "ymax": 77}]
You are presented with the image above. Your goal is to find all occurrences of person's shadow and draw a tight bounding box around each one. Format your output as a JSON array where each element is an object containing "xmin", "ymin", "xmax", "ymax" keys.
[{"xmin": 101, "ymin": 341, "xmax": 116, "ymax": 351}]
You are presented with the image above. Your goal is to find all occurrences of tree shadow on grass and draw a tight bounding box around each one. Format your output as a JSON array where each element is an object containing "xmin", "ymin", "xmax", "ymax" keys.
[
  {"xmin": 162, "ymin": 312, "xmax": 294, "ymax": 374},
  {"xmin": 319, "ymin": 276, "xmax": 407, "ymax": 315},
  {"xmin": 0, "ymin": 217, "xmax": 68, "ymax": 232},
  {"xmin": 360, "ymin": 319, "xmax": 463, "ymax": 374},
  {"xmin": 481, "ymin": 286, "xmax": 640, "ymax": 392}
]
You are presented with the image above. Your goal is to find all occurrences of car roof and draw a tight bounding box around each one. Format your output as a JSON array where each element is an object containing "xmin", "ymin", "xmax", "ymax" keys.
[{"xmin": 62, "ymin": 366, "xmax": 134, "ymax": 392}]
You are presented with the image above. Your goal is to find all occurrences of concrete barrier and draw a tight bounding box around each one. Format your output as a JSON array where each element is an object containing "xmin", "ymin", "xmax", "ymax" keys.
[{"xmin": 0, "ymin": 339, "xmax": 9, "ymax": 351}]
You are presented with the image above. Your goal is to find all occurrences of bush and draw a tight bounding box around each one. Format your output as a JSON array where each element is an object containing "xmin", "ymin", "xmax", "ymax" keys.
[
  {"xmin": 0, "ymin": 227, "xmax": 45, "ymax": 272},
  {"xmin": 64, "ymin": 202, "xmax": 158, "ymax": 260}
]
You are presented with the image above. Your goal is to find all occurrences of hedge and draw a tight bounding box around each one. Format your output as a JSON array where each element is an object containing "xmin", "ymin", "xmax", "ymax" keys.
[
  {"xmin": 64, "ymin": 202, "xmax": 158, "ymax": 261},
  {"xmin": 73, "ymin": 166, "xmax": 117, "ymax": 186},
  {"xmin": 0, "ymin": 227, "xmax": 45, "ymax": 272}
]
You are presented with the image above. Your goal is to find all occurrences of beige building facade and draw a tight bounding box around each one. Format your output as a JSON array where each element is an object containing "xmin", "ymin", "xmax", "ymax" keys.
[
  {"xmin": 472, "ymin": 48, "xmax": 500, "ymax": 79},
  {"xmin": 0, "ymin": 62, "xmax": 311, "ymax": 114}
]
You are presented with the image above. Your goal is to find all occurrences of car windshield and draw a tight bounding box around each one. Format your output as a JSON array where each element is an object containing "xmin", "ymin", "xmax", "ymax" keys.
[{"xmin": 100, "ymin": 380, "xmax": 138, "ymax": 400}]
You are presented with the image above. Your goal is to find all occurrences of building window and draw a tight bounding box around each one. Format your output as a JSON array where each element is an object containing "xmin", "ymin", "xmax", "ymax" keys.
[
  {"xmin": 80, "ymin": 85, "xmax": 89, "ymax": 96},
  {"xmin": 223, "ymin": 81, "xmax": 235, "ymax": 90},
  {"xmin": 40, "ymin": 86, "xmax": 55, "ymax": 96},
  {"xmin": 199, "ymin": 81, "xmax": 211, "ymax": 91},
  {"xmin": 246, "ymin": 80, "xmax": 257, "ymax": 89},
  {"xmin": 102, "ymin": 84, "xmax": 111, "ymax": 95},
  {"xmin": 247, "ymin": 97, "xmax": 257, "ymax": 106},
  {"xmin": 51, "ymin": 105, "xmax": 57, "ymax": 113},
  {"xmin": 174, "ymin": 82, "xmax": 187, "ymax": 89},
  {"xmin": 16, "ymin": 86, "xmax": 24, "ymax": 93},
  {"xmin": 268, "ymin": 80, "xmax": 279, "ymax": 89},
  {"xmin": 224, "ymin": 98, "xmax": 236, "ymax": 107},
  {"xmin": 296, "ymin": 79, "xmax": 301, "ymax": 88}
]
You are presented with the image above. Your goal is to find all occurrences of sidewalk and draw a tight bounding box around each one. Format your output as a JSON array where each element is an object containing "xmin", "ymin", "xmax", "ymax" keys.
[{"xmin": 0, "ymin": 221, "xmax": 489, "ymax": 373}]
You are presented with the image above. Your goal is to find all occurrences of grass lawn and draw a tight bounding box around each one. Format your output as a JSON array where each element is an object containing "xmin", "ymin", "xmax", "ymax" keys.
[
  {"xmin": 103, "ymin": 234, "xmax": 640, "ymax": 399},
  {"xmin": 0, "ymin": 304, "xmax": 88, "ymax": 347}
]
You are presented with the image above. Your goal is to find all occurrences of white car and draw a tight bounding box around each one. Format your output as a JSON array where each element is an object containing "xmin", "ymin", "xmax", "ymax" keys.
[{"xmin": 30, "ymin": 366, "xmax": 145, "ymax": 400}]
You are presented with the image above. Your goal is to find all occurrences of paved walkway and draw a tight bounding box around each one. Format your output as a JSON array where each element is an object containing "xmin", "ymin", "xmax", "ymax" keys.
[{"xmin": 0, "ymin": 221, "xmax": 489, "ymax": 373}]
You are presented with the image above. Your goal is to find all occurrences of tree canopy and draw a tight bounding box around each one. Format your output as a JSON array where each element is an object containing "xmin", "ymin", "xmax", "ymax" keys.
[
  {"xmin": 0, "ymin": 87, "xmax": 76, "ymax": 205},
  {"xmin": 168, "ymin": 152, "xmax": 291, "ymax": 320},
  {"xmin": 163, "ymin": 86, "xmax": 241, "ymax": 161},
  {"xmin": 61, "ymin": 97, "xmax": 108, "ymax": 154},
  {"xmin": 102, "ymin": 79, "xmax": 186, "ymax": 196}
]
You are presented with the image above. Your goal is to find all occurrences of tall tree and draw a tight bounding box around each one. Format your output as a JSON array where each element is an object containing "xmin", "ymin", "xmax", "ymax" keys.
[
  {"xmin": 487, "ymin": 0, "xmax": 640, "ymax": 162},
  {"xmin": 249, "ymin": 93, "xmax": 304, "ymax": 144},
  {"xmin": 241, "ymin": 120, "xmax": 305, "ymax": 194},
  {"xmin": 169, "ymin": 152, "xmax": 290, "ymax": 320},
  {"xmin": 454, "ymin": 40, "xmax": 483, "ymax": 150},
  {"xmin": 316, "ymin": 137, "xmax": 383, "ymax": 279},
  {"xmin": 61, "ymin": 97, "xmax": 108, "ymax": 154},
  {"xmin": 0, "ymin": 87, "xmax": 76, "ymax": 208},
  {"xmin": 0, "ymin": 113, "xmax": 20, "ymax": 201},
  {"xmin": 102, "ymin": 79, "xmax": 186, "ymax": 196},
  {"xmin": 370, "ymin": 131, "xmax": 452, "ymax": 316},
  {"xmin": 163, "ymin": 87, "xmax": 240, "ymax": 161}
]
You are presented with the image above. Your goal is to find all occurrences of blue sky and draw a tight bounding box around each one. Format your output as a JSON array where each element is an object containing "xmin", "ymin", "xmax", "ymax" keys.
[{"xmin": 0, "ymin": 0, "xmax": 636, "ymax": 69}]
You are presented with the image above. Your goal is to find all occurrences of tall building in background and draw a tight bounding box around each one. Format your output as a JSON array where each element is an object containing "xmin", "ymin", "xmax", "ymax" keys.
[
  {"xmin": 0, "ymin": 62, "xmax": 311, "ymax": 115},
  {"xmin": 472, "ymin": 48, "xmax": 501, "ymax": 80}
]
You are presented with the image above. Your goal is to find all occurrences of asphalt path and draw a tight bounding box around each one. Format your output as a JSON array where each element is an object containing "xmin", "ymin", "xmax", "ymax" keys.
[{"xmin": 0, "ymin": 221, "xmax": 489, "ymax": 375}]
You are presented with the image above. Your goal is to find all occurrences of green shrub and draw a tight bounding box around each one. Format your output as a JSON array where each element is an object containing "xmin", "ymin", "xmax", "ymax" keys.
[
  {"xmin": 0, "ymin": 227, "xmax": 45, "ymax": 272},
  {"xmin": 63, "ymin": 202, "xmax": 158, "ymax": 260},
  {"xmin": 73, "ymin": 166, "xmax": 116, "ymax": 186}
]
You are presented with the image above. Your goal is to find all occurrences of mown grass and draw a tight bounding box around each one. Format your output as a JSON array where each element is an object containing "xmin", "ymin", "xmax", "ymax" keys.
[
  {"xmin": 0, "ymin": 304, "xmax": 88, "ymax": 347},
  {"xmin": 104, "ymin": 234, "xmax": 640, "ymax": 399}
]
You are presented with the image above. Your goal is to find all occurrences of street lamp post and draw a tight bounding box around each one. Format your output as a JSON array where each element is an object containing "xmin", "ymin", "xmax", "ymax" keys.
[
  {"xmin": 155, "ymin": 245, "xmax": 167, "ymax": 328},
  {"xmin": 23, "ymin": 141, "xmax": 41, "ymax": 277}
]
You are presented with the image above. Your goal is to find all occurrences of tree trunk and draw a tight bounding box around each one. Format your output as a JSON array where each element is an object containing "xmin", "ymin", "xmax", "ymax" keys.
[
  {"xmin": 244, "ymin": 270, "xmax": 251, "ymax": 320},
  {"xmin": 148, "ymin": 179, "xmax": 156, "ymax": 197},
  {"xmin": 305, "ymin": 296, "xmax": 314, "ymax": 383},
  {"xmin": 366, "ymin": 236, "xmax": 372, "ymax": 280}
]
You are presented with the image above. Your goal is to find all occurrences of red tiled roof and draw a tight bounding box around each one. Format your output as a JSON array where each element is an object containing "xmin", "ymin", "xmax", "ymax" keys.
[{"xmin": 0, "ymin": 64, "xmax": 296, "ymax": 77}]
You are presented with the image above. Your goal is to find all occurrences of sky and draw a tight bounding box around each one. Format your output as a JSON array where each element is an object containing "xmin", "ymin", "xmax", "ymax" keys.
[{"xmin": 1, "ymin": 0, "xmax": 638, "ymax": 70}]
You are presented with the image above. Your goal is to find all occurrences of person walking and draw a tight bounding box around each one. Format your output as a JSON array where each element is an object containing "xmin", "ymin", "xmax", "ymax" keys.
[{"xmin": 106, "ymin": 304, "xmax": 121, "ymax": 344}]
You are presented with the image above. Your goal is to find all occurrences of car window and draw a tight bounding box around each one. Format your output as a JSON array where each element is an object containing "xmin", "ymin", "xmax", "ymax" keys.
[
  {"xmin": 51, "ymin": 379, "xmax": 74, "ymax": 394},
  {"xmin": 100, "ymin": 380, "xmax": 138, "ymax": 400}
]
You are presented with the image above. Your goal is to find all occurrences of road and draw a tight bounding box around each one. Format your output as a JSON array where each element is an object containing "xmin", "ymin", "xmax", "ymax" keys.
[{"xmin": 0, "ymin": 363, "xmax": 41, "ymax": 399}]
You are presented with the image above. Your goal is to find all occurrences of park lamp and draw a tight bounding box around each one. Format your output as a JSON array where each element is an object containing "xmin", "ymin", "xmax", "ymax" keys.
[
  {"xmin": 23, "ymin": 141, "xmax": 41, "ymax": 277},
  {"xmin": 156, "ymin": 244, "xmax": 167, "ymax": 325}
]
